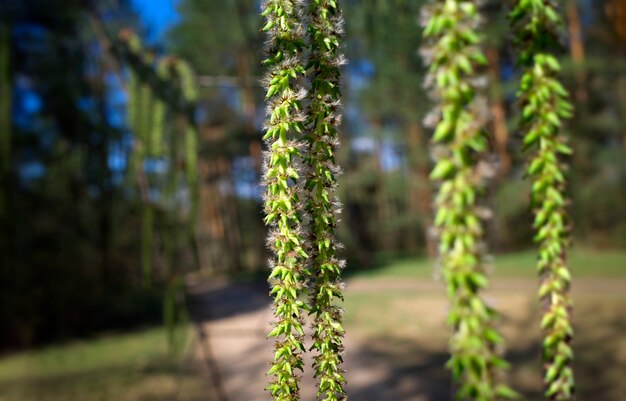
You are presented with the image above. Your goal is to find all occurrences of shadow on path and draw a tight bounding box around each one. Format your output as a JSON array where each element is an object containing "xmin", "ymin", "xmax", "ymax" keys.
[{"xmin": 184, "ymin": 277, "xmax": 626, "ymax": 401}]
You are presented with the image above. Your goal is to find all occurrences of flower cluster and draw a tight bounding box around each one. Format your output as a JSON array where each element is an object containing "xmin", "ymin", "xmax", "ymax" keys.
[
  {"xmin": 262, "ymin": 1, "xmax": 347, "ymax": 400},
  {"xmin": 510, "ymin": 1, "xmax": 575, "ymax": 399},
  {"xmin": 117, "ymin": 31, "xmax": 200, "ymax": 286},
  {"xmin": 261, "ymin": 1, "xmax": 310, "ymax": 401},
  {"xmin": 305, "ymin": 1, "xmax": 347, "ymax": 401},
  {"xmin": 421, "ymin": 1, "xmax": 515, "ymax": 400}
]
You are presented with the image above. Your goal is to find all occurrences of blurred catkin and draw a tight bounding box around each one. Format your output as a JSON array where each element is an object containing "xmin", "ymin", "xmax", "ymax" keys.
[
  {"xmin": 420, "ymin": 1, "xmax": 516, "ymax": 400},
  {"xmin": 510, "ymin": 0, "xmax": 575, "ymax": 399}
]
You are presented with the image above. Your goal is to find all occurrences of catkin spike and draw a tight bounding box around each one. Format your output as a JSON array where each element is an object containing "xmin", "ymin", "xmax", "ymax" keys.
[
  {"xmin": 510, "ymin": 1, "xmax": 575, "ymax": 399},
  {"xmin": 149, "ymin": 58, "xmax": 171, "ymax": 157},
  {"xmin": 304, "ymin": 1, "xmax": 347, "ymax": 401},
  {"xmin": 421, "ymin": 1, "xmax": 516, "ymax": 399},
  {"xmin": 261, "ymin": 1, "xmax": 309, "ymax": 401}
]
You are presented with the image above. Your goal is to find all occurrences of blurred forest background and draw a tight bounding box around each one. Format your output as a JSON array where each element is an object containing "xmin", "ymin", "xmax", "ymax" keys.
[{"xmin": 0, "ymin": 0, "xmax": 626, "ymax": 400}]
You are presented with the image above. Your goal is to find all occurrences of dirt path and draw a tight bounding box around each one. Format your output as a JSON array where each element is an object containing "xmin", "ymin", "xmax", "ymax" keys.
[{"xmin": 185, "ymin": 277, "xmax": 626, "ymax": 401}]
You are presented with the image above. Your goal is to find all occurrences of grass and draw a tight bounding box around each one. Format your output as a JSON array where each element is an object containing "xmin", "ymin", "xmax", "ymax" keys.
[
  {"xmin": 0, "ymin": 248, "xmax": 623, "ymax": 401},
  {"xmin": 341, "ymin": 247, "xmax": 626, "ymax": 401},
  {"xmin": 350, "ymin": 247, "xmax": 626, "ymax": 279},
  {"xmin": 0, "ymin": 327, "xmax": 207, "ymax": 401},
  {"xmin": 342, "ymin": 274, "xmax": 626, "ymax": 400}
]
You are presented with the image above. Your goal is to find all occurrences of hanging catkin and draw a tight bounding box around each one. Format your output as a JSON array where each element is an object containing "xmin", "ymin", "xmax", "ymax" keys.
[
  {"xmin": 173, "ymin": 59, "xmax": 199, "ymax": 190},
  {"xmin": 304, "ymin": 1, "xmax": 347, "ymax": 401},
  {"xmin": 138, "ymin": 69, "xmax": 154, "ymax": 157},
  {"xmin": 149, "ymin": 58, "xmax": 171, "ymax": 158},
  {"xmin": 421, "ymin": 1, "xmax": 516, "ymax": 399},
  {"xmin": 125, "ymin": 70, "xmax": 140, "ymax": 184},
  {"xmin": 120, "ymin": 30, "xmax": 155, "ymax": 287},
  {"xmin": 261, "ymin": 1, "xmax": 309, "ymax": 400},
  {"xmin": 510, "ymin": 1, "xmax": 575, "ymax": 399}
]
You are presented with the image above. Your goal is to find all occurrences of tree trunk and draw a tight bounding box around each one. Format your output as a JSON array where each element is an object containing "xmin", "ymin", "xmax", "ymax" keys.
[
  {"xmin": 406, "ymin": 121, "xmax": 436, "ymax": 258},
  {"xmin": 486, "ymin": 47, "xmax": 511, "ymax": 178},
  {"xmin": 0, "ymin": 23, "xmax": 13, "ymax": 331},
  {"xmin": 372, "ymin": 118, "xmax": 393, "ymax": 251},
  {"xmin": 566, "ymin": 0, "xmax": 588, "ymax": 103}
]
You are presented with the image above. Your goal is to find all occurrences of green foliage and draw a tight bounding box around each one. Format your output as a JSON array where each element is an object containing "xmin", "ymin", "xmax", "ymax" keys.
[
  {"xmin": 117, "ymin": 31, "xmax": 199, "ymax": 348},
  {"xmin": 0, "ymin": 327, "xmax": 204, "ymax": 401},
  {"xmin": 421, "ymin": 1, "xmax": 515, "ymax": 399},
  {"xmin": 173, "ymin": 59, "xmax": 200, "ymax": 192},
  {"xmin": 510, "ymin": 1, "xmax": 575, "ymax": 399},
  {"xmin": 149, "ymin": 58, "xmax": 171, "ymax": 157},
  {"xmin": 121, "ymin": 31, "xmax": 157, "ymax": 288},
  {"xmin": 261, "ymin": 1, "xmax": 309, "ymax": 400},
  {"xmin": 305, "ymin": 1, "xmax": 347, "ymax": 401}
]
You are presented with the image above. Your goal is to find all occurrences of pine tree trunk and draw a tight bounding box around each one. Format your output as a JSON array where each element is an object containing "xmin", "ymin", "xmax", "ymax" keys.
[
  {"xmin": 218, "ymin": 157, "xmax": 243, "ymax": 272},
  {"xmin": 566, "ymin": 0, "xmax": 588, "ymax": 103},
  {"xmin": 0, "ymin": 23, "xmax": 13, "ymax": 328},
  {"xmin": 201, "ymin": 156, "xmax": 226, "ymax": 272},
  {"xmin": 372, "ymin": 118, "xmax": 393, "ymax": 251},
  {"xmin": 486, "ymin": 47, "xmax": 511, "ymax": 178},
  {"xmin": 406, "ymin": 121, "xmax": 435, "ymax": 258}
]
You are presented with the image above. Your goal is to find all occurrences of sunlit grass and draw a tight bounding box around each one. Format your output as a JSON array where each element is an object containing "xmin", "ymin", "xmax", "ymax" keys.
[
  {"xmin": 343, "ymin": 265, "xmax": 626, "ymax": 401},
  {"xmin": 0, "ymin": 327, "xmax": 206, "ymax": 401},
  {"xmin": 350, "ymin": 247, "xmax": 626, "ymax": 279}
]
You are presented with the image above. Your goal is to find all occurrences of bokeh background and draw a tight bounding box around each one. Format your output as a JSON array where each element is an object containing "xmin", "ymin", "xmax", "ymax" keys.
[{"xmin": 0, "ymin": 0, "xmax": 625, "ymax": 400}]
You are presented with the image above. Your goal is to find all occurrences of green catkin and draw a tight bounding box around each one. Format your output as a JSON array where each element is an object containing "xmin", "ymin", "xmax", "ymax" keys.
[
  {"xmin": 173, "ymin": 59, "xmax": 198, "ymax": 105},
  {"xmin": 138, "ymin": 80, "xmax": 153, "ymax": 156},
  {"xmin": 124, "ymin": 33, "xmax": 143, "ymax": 185},
  {"xmin": 125, "ymin": 67, "xmax": 140, "ymax": 185},
  {"xmin": 123, "ymin": 31, "xmax": 153, "ymax": 157},
  {"xmin": 510, "ymin": 1, "xmax": 575, "ymax": 399},
  {"xmin": 421, "ymin": 1, "xmax": 516, "ymax": 400},
  {"xmin": 172, "ymin": 59, "xmax": 200, "ymax": 233},
  {"xmin": 139, "ymin": 77, "xmax": 154, "ymax": 288},
  {"xmin": 128, "ymin": 69, "xmax": 140, "ymax": 134},
  {"xmin": 261, "ymin": 1, "xmax": 309, "ymax": 401},
  {"xmin": 119, "ymin": 30, "xmax": 198, "ymax": 334},
  {"xmin": 305, "ymin": 1, "xmax": 347, "ymax": 401},
  {"xmin": 149, "ymin": 59, "xmax": 170, "ymax": 157},
  {"xmin": 124, "ymin": 30, "xmax": 142, "ymax": 136},
  {"xmin": 121, "ymin": 31, "xmax": 155, "ymax": 287},
  {"xmin": 173, "ymin": 59, "xmax": 199, "ymax": 190},
  {"xmin": 184, "ymin": 125, "xmax": 198, "ymax": 190}
]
